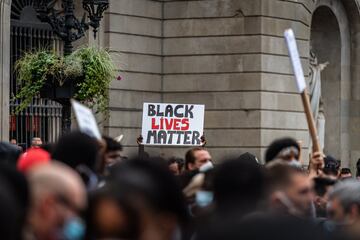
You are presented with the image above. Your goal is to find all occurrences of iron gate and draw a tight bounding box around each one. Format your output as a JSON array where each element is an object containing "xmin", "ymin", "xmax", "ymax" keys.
[{"xmin": 10, "ymin": 0, "xmax": 63, "ymax": 149}]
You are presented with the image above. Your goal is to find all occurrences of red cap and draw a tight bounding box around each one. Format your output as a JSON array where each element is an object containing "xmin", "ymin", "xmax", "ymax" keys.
[{"xmin": 17, "ymin": 148, "xmax": 51, "ymax": 173}]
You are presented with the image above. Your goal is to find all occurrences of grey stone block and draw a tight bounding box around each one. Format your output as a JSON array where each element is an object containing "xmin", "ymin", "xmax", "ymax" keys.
[
  {"xmin": 109, "ymin": 90, "xmax": 161, "ymax": 109},
  {"xmin": 109, "ymin": 34, "xmax": 161, "ymax": 55},
  {"xmin": 110, "ymin": 0, "xmax": 162, "ymax": 19},
  {"xmin": 164, "ymin": 18, "xmax": 246, "ymax": 37},
  {"xmin": 108, "ymin": 14, "xmax": 162, "ymax": 37},
  {"xmin": 205, "ymin": 110, "xmax": 260, "ymax": 128},
  {"xmin": 164, "ymin": 54, "xmax": 260, "ymax": 73},
  {"xmin": 164, "ymin": 35, "xmax": 261, "ymax": 56},
  {"xmin": 108, "ymin": 111, "xmax": 143, "ymax": 128},
  {"xmin": 260, "ymin": 73, "xmax": 298, "ymax": 93},
  {"xmin": 260, "ymin": 92, "xmax": 303, "ymax": 111},
  {"xmin": 163, "ymin": 92, "xmax": 261, "ymax": 110},
  {"xmin": 260, "ymin": 110, "xmax": 307, "ymax": 129},
  {"xmin": 119, "ymin": 53, "xmax": 162, "ymax": 73},
  {"xmin": 110, "ymin": 72, "xmax": 162, "ymax": 92},
  {"xmin": 261, "ymin": 129, "xmax": 310, "ymax": 147},
  {"xmin": 163, "ymin": 73, "xmax": 261, "ymax": 92},
  {"xmin": 164, "ymin": 0, "xmax": 261, "ymax": 19}
]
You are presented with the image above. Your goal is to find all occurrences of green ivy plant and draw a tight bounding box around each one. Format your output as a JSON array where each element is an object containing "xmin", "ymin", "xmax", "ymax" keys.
[{"xmin": 13, "ymin": 46, "xmax": 116, "ymax": 118}]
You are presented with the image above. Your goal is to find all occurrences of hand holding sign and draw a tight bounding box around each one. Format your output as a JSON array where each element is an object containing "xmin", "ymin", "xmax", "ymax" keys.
[{"xmin": 142, "ymin": 103, "xmax": 205, "ymax": 146}]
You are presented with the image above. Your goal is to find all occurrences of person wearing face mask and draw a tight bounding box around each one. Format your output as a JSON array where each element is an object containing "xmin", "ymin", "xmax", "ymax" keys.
[
  {"xmin": 265, "ymin": 137, "xmax": 325, "ymax": 177},
  {"xmin": 25, "ymin": 162, "xmax": 87, "ymax": 240},
  {"xmin": 327, "ymin": 180, "xmax": 360, "ymax": 239},
  {"xmin": 265, "ymin": 138, "xmax": 302, "ymax": 165},
  {"xmin": 265, "ymin": 163, "xmax": 314, "ymax": 218}
]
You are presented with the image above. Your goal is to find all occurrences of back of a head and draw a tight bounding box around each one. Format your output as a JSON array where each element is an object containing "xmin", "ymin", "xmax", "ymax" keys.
[
  {"xmin": 52, "ymin": 131, "xmax": 99, "ymax": 170},
  {"xmin": 27, "ymin": 161, "xmax": 86, "ymax": 210},
  {"xmin": 329, "ymin": 180, "xmax": 360, "ymax": 211},
  {"xmin": 0, "ymin": 141, "xmax": 21, "ymax": 166},
  {"xmin": 213, "ymin": 156, "xmax": 265, "ymax": 212},
  {"xmin": 323, "ymin": 155, "xmax": 340, "ymax": 177},
  {"xmin": 17, "ymin": 148, "xmax": 51, "ymax": 173},
  {"xmin": 0, "ymin": 166, "xmax": 29, "ymax": 221},
  {"xmin": 265, "ymin": 137, "xmax": 299, "ymax": 163},
  {"xmin": 103, "ymin": 136, "xmax": 123, "ymax": 152},
  {"xmin": 265, "ymin": 163, "xmax": 305, "ymax": 196},
  {"xmin": 314, "ymin": 177, "xmax": 336, "ymax": 197},
  {"xmin": 0, "ymin": 177, "xmax": 21, "ymax": 240},
  {"xmin": 109, "ymin": 157, "xmax": 189, "ymax": 225}
]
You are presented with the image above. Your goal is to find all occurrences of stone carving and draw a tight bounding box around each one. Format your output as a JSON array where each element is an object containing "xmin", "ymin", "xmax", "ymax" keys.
[{"xmin": 309, "ymin": 51, "xmax": 328, "ymax": 151}]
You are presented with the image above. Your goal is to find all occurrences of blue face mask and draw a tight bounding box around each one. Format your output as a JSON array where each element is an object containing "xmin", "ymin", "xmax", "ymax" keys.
[
  {"xmin": 61, "ymin": 217, "xmax": 85, "ymax": 240},
  {"xmin": 196, "ymin": 190, "xmax": 214, "ymax": 207}
]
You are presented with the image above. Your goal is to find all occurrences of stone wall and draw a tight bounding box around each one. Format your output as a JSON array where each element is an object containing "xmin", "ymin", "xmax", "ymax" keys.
[
  {"xmin": 103, "ymin": 0, "xmax": 360, "ymax": 165},
  {"xmin": 104, "ymin": 0, "xmax": 313, "ymax": 162},
  {"xmin": 104, "ymin": 0, "xmax": 163, "ymax": 156}
]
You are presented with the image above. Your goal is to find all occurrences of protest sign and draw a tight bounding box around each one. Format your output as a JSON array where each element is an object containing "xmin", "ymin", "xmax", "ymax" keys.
[
  {"xmin": 141, "ymin": 103, "xmax": 205, "ymax": 146},
  {"xmin": 284, "ymin": 29, "xmax": 306, "ymax": 93},
  {"xmin": 71, "ymin": 99, "xmax": 101, "ymax": 140},
  {"xmin": 284, "ymin": 29, "xmax": 321, "ymax": 153}
]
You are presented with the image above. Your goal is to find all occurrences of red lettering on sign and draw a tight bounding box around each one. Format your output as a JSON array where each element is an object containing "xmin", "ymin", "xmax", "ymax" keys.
[
  {"xmin": 160, "ymin": 118, "xmax": 164, "ymax": 130},
  {"xmin": 151, "ymin": 118, "xmax": 159, "ymax": 129},
  {"xmin": 181, "ymin": 118, "xmax": 189, "ymax": 130},
  {"xmin": 151, "ymin": 117, "xmax": 190, "ymax": 131},
  {"xmin": 173, "ymin": 119, "xmax": 181, "ymax": 130},
  {"xmin": 165, "ymin": 118, "xmax": 173, "ymax": 130}
]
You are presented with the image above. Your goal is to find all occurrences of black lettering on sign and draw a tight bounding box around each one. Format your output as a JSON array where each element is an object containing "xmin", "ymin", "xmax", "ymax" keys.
[
  {"xmin": 156, "ymin": 105, "xmax": 164, "ymax": 116},
  {"xmin": 176, "ymin": 131, "xmax": 184, "ymax": 144},
  {"xmin": 185, "ymin": 105, "xmax": 194, "ymax": 118},
  {"xmin": 165, "ymin": 105, "xmax": 173, "ymax": 117},
  {"xmin": 147, "ymin": 130, "xmax": 157, "ymax": 144},
  {"xmin": 167, "ymin": 131, "xmax": 176, "ymax": 144},
  {"xmin": 192, "ymin": 131, "xmax": 201, "ymax": 145},
  {"xmin": 148, "ymin": 104, "xmax": 156, "ymax": 116},
  {"xmin": 158, "ymin": 130, "xmax": 167, "ymax": 144},
  {"xmin": 184, "ymin": 131, "xmax": 191, "ymax": 144},
  {"xmin": 174, "ymin": 105, "xmax": 184, "ymax": 118}
]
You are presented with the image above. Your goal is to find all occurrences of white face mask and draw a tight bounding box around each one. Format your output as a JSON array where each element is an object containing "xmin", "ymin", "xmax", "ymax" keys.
[
  {"xmin": 199, "ymin": 161, "xmax": 214, "ymax": 172},
  {"xmin": 196, "ymin": 190, "xmax": 214, "ymax": 207},
  {"xmin": 288, "ymin": 160, "xmax": 302, "ymax": 168}
]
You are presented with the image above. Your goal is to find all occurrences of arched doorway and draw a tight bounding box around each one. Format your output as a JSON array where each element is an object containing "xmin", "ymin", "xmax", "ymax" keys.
[{"xmin": 310, "ymin": 0, "xmax": 351, "ymax": 165}]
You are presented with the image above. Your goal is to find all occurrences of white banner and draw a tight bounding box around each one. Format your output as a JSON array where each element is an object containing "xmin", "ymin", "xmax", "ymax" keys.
[{"xmin": 141, "ymin": 103, "xmax": 205, "ymax": 146}]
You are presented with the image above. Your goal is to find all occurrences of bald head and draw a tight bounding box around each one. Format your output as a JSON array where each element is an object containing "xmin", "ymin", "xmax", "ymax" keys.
[{"xmin": 28, "ymin": 161, "xmax": 87, "ymax": 210}]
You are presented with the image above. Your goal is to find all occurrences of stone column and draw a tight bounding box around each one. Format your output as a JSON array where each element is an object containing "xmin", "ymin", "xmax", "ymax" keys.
[{"xmin": 0, "ymin": 0, "xmax": 11, "ymax": 141}]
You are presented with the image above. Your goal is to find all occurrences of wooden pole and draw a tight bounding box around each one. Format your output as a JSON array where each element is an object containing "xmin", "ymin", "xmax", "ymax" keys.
[{"xmin": 300, "ymin": 89, "xmax": 321, "ymax": 153}]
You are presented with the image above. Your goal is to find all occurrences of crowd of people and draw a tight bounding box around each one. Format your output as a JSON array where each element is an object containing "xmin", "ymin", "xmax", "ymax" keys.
[{"xmin": 1, "ymin": 132, "xmax": 360, "ymax": 240}]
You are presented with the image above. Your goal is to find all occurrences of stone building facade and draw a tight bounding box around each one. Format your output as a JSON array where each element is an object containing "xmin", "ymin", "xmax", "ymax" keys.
[{"xmin": 1, "ymin": 0, "xmax": 360, "ymax": 168}]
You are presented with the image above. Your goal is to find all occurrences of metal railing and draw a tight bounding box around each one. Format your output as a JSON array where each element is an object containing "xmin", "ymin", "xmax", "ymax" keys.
[{"xmin": 10, "ymin": 14, "xmax": 63, "ymax": 148}]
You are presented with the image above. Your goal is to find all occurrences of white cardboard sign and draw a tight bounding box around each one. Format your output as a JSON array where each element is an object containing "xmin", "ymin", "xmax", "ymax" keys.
[
  {"xmin": 284, "ymin": 29, "xmax": 307, "ymax": 93},
  {"xmin": 141, "ymin": 103, "xmax": 205, "ymax": 146},
  {"xmin": 71, "ymin": 99, "xmax": 101, "ymax": 140}
]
